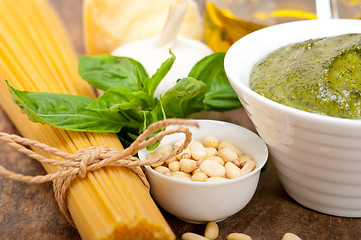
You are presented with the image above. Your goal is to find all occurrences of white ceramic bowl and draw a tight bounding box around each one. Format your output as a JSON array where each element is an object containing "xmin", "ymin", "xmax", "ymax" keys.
[
  {"xmin": 224, "ymin": 19, "xmax": 361, "ymax": 217},
  {"xmin": 138, "ymin": 119, "xmax": 268, "ymax": 224}
]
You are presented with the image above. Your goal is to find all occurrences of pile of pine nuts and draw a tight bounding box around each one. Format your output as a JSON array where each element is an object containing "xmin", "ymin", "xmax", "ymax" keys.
[
  {"xmin": 181, "ymin": 221, "xmax": 302, "ymax": 240},
  {"xmin": 147, "ymin": 136, "xmax": 256, "ymax": 182}
]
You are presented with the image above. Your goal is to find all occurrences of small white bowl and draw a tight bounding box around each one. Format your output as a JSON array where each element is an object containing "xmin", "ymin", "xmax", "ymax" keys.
[
  {"xmin": 138, "ymin": 119, "xmax": 268, "ymax": 224},
  {"xmin": 224, "ymin": 19, "xmax": 361, "ymax": 217}
]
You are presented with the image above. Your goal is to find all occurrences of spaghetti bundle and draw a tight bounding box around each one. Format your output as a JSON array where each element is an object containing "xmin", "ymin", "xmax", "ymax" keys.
[{"xmin": 0, "ymin": 0, "xmax": 175, "ymax": 239}]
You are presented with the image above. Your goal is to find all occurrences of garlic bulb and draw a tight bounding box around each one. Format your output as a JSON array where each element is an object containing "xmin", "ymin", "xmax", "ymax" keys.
[
  {"xmin": 112, "ymin": 35, "xmax": 213, "ymax": 97},
  {"xmin": 111, "ymin": 0, "xmax": 213, "ymax": 97}
]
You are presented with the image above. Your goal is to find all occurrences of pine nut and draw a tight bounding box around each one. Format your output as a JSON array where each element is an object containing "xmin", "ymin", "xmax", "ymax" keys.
[
  {"xmin": 204, "ymin": 221, "xmax": 219, "ymax": 240},
  {"xmin": 153, "ymin": 166, "xmax": 171, "ymax": 176},
  {"xmin": 176, "ymin": 148, "xmax": 191, "ymax": 160},
  {"xmin": 180, "ymin": 158, "xmax": 197, "ymax": 173},
  {"xmin": 238, "ymin": 155, "xmax": 252, "ymax": 167},
  {"xmin": 225, "ymin": 162, "xmax": 243, "ymax": 179},
  {"xmin": 199, "ymin": 159, "xmax": 226, "ymax": 177},
  {"xmin": 168, "ymin": 161, "xmax": 180, "ymax": 172},
  {"xmin": 189, "ymin": 141, "xmax": 207, "ymax": 160},
  {"xmin": 205, "ymin": 147, "xmax": 217, "ymax": 157},
  {"xmin": 155, "ymin": 145, "xmax": 173, "ymax": 155},
  {"xmin": 181, "ymin": 232, "xmax": 209, "ymax": 240},
  {"xmin": 282, "ymin": 233, "xmax": 302, "ymax": 240},
  {"xmin": 227, "ymin": 233, "xmax": 252, "ymax": 240},
  {"xmin": 203, "ymin": 136, "xmax": 219, "ymax": 148},
  {"xmin": 148, "ymin": 152, "xmax": 164, "ymax": 167},
  {"xmin": 241, "ymin": 160, "xmax": 256, "ymax": 175},
  {"xmin": 232, "ymin": 158, "xmax": 241, "ymax": 167},
  {"xmin": 217, "ymin": 146, "xmax": 239, "ymax": 164},
  {"xmin": 191, "ymin": 172, "xmax": 208, "ymax": 181},
  {"xmin": 218, "ymin": 140, "xmax": 243, "ymax": 156},
  {"xmin": 192, "ymin": 169, "xmax": 203, "ymax": 175}
]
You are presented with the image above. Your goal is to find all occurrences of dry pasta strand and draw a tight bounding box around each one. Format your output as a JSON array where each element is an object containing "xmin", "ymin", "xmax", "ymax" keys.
[{"xmin": 0, "ymin": 0, "xmax": 175, "ymax": 239}]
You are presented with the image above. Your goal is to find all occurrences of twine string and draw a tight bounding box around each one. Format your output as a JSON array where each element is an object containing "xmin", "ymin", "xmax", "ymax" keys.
[{"xmin": 0, "ymin": 118, "xmax": 198, "ymax": 225}]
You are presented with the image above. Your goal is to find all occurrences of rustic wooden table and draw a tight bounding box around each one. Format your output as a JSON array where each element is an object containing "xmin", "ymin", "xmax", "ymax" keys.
[{"xmin": 1, "ymin": 0, "xmax": 361, "ymax": 239}]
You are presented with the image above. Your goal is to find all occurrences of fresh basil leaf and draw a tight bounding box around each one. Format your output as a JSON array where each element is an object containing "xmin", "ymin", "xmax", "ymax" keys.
[
  {"xmin": 161, "ymin": 77, "xmax": 206, "ymax": 118},
  {"xmin": 140, "ymin": 99, "xmax": 166, "ymax": 134},
  {"xmin": 87, "ymin": 87, "xmax": 153, "ymax": 112},
  {"xmin": 188, "ymin": 52, "xmax": 242, "ymax": 111},
  {"xmin": 78, "ymin": 55, "xmax": 149, "ymax": 91},
  {"xmin": 140, "ymin": 100, "xmax": 166, "ymax": 150},
  {"xmin": 7, "ymin": 82, "xmax": 128, "ymax": 132},
  {"xmin": 202, "ymin": 88, "xmax": 242, "ymax": 111},
  {"xmin": 145, "ymin": 50, "xmax": 175, "ymax": 97}
]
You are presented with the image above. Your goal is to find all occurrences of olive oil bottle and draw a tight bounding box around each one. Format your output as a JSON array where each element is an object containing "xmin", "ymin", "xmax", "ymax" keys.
[{"xmin": 204, "ymin": 0, "xmax": 361, "ymax": 52}]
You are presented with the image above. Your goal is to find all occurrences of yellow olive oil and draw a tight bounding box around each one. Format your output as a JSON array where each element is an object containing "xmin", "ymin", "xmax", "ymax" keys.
[
  {"xmin": 205, "ymin": 2, "xmax": 268, "ymax": 52},
  {"xmin": 204, "ymin": 0, "xmax": 361, "ymax": 52}
]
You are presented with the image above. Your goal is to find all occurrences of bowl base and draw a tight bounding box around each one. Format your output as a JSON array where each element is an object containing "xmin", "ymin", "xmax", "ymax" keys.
[
  {"xmin": 176, "ymin": 216, "xmax": 228, "ymax": 224},
  {"xmin": 284, "ymin": 185, "xmax": 361, "ymax": 218}
]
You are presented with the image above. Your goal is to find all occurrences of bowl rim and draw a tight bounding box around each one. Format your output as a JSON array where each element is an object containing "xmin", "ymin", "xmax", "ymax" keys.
[
  {"xmin": 140, "ymin": 119, "xmax": 268, "ymax": 186},
  {"xmin": 224, "ymin": 19, "xmax": 361, "ymax": 127}
]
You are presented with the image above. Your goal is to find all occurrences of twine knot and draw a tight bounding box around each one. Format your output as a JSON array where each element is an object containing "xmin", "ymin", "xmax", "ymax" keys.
[
  {"xmin": 0, "ymin": 118, "xmax": 198, "ymax": 225},
  {"xmin": 76, "ymin": 147, "xmax": 102, "ymax": 178}
]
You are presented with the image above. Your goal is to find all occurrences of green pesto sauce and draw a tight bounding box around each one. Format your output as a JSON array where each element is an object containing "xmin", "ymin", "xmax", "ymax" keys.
[{"xmin": 250, "ymin": 33, "xmax": 361, "ymax": 119}]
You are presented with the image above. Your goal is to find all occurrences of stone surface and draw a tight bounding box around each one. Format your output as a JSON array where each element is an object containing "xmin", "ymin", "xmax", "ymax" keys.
[{"xmin": 1, "ymin": 0, "xmax": 361, "ymax": 239}]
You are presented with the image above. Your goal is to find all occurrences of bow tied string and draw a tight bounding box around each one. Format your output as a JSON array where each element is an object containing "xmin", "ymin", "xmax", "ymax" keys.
[{"xmin": 0, "ymin": 118, "xmax": 198, "ymax": 224}]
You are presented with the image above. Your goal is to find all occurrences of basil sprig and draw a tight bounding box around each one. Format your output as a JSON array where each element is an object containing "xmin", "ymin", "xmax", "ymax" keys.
[{"xmin": 7, "ymin": 51, "xmax": 241, "ymax": 147}]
